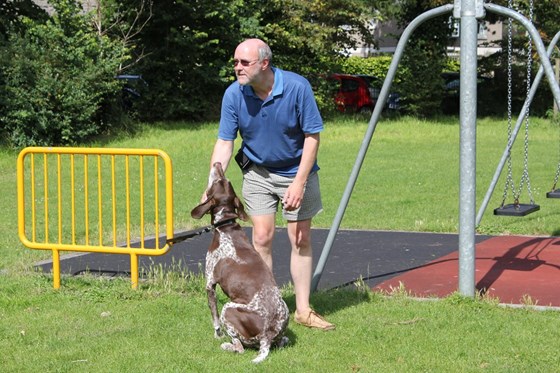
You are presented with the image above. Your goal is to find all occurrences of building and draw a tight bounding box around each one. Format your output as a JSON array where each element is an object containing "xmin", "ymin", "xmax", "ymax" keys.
[
  {"xmin": 349, "ymin": 17, "xmax": 503, "ymax": 58},
  {"xmin": 32, "ymin": 0, "xmax": 95, "ymax": 15}
]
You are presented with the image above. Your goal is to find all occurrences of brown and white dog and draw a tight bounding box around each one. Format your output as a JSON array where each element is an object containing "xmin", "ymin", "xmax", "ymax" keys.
[{"xmin": 191, "ymin": 162, "xmax": 289, "ymax": 364}]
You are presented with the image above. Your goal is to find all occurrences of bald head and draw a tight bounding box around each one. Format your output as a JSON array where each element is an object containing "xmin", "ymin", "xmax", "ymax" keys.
[
  {"xmin": 236, "ymin": 39, "xmax": 272, "ymax": 63},
  {"xmin": 233, "ymin": 38, "xmax": 274, "ymax": 94}
]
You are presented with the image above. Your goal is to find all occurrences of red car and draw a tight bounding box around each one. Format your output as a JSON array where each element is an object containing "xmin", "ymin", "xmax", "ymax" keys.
[{"xmin": 328, "ymin": 74, "xmax": 375, "ymax": 113}]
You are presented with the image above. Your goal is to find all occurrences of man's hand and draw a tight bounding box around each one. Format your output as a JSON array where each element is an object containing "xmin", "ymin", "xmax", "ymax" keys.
[{"xmin": 282, "ymin": 181, "xmax": 305, "ymax": 211}]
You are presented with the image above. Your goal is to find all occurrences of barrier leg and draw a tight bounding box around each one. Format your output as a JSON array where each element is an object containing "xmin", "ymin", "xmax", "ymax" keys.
[
  {"xmin": 52, "ymin": 249, "xmax": 61, "ymax": 289},
  {"xmin": 130, "ymin": 253, "xmax": 139, "ymax": 289}
]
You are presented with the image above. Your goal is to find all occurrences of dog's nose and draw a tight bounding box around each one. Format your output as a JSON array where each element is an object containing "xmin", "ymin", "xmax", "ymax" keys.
[{"xmin": 212, "ymin": 162, "xmax": 225, "ymax": 176}]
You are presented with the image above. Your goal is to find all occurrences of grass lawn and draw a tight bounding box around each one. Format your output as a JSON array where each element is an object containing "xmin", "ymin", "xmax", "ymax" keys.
[{"xmin": 2, "ymin": 115, "xmax": 560, "ymax": 371}]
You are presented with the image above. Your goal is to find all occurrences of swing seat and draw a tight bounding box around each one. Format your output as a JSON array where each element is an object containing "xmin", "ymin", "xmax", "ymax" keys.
[
  {"xmin": 546, "ymin": 189, "xmax": 560, "ymax": 198},
  {"xmin": 494, "ymin": 203, "xmax": 540, "ymax": 216}
]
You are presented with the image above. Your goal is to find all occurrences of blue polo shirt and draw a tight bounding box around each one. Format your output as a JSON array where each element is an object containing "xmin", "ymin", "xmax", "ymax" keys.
[{"xmin": 218, "ymin": 67, "xmax": 323, "ymax": 176}]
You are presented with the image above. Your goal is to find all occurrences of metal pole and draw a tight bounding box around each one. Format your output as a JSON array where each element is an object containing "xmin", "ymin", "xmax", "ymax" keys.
[
  {"xmin": 311, "ymin": 4, "xmax": 454, "ymax": 292},
  {"xmin": 476, "ymin": 30, "xmax": 560, "ymax": 226},
  {"xmin": 458, "ymin": 0, "xmax": 481, "ymax": 297}
]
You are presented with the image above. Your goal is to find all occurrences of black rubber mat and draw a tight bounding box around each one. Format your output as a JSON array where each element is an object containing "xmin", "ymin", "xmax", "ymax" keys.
[{"xmin": 35, "ymin": 228, "xmax": 492, "ymax": 290}]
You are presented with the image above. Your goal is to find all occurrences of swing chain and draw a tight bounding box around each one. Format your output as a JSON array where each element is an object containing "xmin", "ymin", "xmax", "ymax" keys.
[
  {"xmin": 501, "ymin": 0, "xmax": 536, "ymax": 207},
  {"xmin": 521, "ymin": 0, "xmax": 535, "ymax": 204},
  {"xmin": 553, "ymin": 135, "xmax": 560, "ymax": 190},
  {"xmin": 501, "ymin": 0, "xmax": 515, "ymax": 206}
]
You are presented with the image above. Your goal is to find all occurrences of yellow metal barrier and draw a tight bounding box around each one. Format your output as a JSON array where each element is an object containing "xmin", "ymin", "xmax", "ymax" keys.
[{"xmin": 17, "ymin": 147, "xmax": 175, "ymax": 289}]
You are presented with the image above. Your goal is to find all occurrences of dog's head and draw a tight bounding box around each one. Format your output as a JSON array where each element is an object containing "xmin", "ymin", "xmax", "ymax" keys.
[{"xmin": 191, "ymin": 162, "xmax": 248, "ymax": 223}]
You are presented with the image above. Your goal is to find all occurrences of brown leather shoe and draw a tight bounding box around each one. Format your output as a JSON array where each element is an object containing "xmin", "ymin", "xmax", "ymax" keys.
[{"xmin": 294, "ymin": 309, "xmax": 335, "ymax": 330}]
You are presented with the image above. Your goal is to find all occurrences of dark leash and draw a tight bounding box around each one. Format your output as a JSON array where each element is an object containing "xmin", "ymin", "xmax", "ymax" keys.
[
  {"xmin": 166, "ymin": 218, "xmax": 237, "ymax": 245},
  {"xmin": 165, "ymin": 226, "xmax": 212, "ymax": 245}
]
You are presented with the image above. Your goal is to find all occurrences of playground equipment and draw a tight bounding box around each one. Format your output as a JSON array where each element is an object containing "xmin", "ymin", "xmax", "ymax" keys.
[
  {"xmin": 493, "ymin": 0, "xmax": 538, "ymax": 217},
  {"xmin": 312, "ymin": 0, "xmax": 560, "ymax": 296},
  {"xmin": 17, "ymin": 147, "xmax": 174, "ymax": 289},
  {"xmin": 477, "ymin": 29, "xmax": 560, "ymax": 223},
  {"xmin": 548, "ymin": 137, "xmax": 560, "ymax": 198}
]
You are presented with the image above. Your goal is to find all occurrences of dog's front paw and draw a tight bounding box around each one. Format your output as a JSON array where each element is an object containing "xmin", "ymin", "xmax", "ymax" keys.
[{"xmin": 214, "ymin": 327, "xmax": 223, "ymax": 338}]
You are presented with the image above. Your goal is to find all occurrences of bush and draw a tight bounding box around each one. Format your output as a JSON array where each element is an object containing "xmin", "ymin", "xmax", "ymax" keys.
[
  {"xmin": 340, "ymin": 55, "xmax": 403, "ymax": 85},
  {"xmin": 478, "ymin": 48, "xmax": 556, "ymax": 118},
  {"xmin": 0, "ymin": 0, "xmax": 129, "ymax": 147},
  {"xmin": 341, "ymin": 53, "xmax": 448, "ymax": 117}
]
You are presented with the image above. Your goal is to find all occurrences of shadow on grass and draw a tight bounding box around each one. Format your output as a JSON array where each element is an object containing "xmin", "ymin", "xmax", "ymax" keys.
[{"xmin": 282, "ymin": 287, "xmax": 372, "ymax": 319}]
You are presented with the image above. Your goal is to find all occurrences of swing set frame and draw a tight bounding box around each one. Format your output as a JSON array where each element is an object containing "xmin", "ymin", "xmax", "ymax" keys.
[
  {"xmin": 311, "ymin": 0, "xmax": 560, "ymax": 298},
  {"xmin": 478, "ymin": 29, "xmax": 560, "ymax": 222}
]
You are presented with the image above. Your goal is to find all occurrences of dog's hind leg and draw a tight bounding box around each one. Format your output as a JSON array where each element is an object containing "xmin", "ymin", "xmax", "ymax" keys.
[
  {"xmin": 221, "ymin": 303, "xmax": 264, "ymax": 341},
  {"xmin": 221, "ymin": 338, "xmax": 244, "ymax": 354},
  {"xmin": 252, "ymin": 340, "xmax": 271, "ymax": 364}
]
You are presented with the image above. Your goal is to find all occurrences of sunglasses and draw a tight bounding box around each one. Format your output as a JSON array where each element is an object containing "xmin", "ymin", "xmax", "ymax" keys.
[{"xmin": 233, "ymin": 59, "xmax": 259, "ymax": 67}]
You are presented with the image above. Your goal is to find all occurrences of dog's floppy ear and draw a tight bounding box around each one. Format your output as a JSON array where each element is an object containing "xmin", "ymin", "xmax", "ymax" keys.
[
  {"xmin": 191, "ymin": 196, "xmax": 214, "ymax": 219},
  {"xmin": 234, "ymin": 195, "xmax": 248, "ymax": 221},
  {"xmin": 227, "ymin": 181, "xmax": 248, "ymax": 221}
]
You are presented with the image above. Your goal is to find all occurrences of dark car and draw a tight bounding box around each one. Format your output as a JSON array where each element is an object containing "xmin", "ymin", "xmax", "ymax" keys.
[
  {"xmin": 328, "ymin": 74, "xmax": 376, "ymax": 113},
  {"xmin": 115, "ymin": 74, "xmax": 148, "ymax": 110},
  {"xmin": 441, "ymin": 72, "xmax": 492, "ymax": 114}
]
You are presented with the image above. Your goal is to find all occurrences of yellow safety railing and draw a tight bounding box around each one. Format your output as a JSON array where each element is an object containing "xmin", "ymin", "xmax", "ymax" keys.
[{"xmin": 17, "ymin": 147, "xmax": 175, "ymax": 289}]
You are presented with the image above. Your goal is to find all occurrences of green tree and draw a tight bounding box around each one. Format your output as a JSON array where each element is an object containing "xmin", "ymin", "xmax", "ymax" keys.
[
  {"xmin": 124, "ymin": 0, "xmax": 379, "ymax": 121},
  {"xmin": 0, "ymin": 0, "xmax": 48, "ymax": 38},
  {"xmin": 489, "ymin": 0, "xmax": 560, "ymax": 44},
  {"xmin": 378, "ymin": 0, "xmax": 452, "ymax": 116},
  {"xmin": 0, "ymin": 0, "xmax": 130, "ymax": 147},
  {"xmin": 113, "ymin": 0, "xmax": 239, "ymax": 121},
  {"xmin": 236, "ymin": 0, "xmax": 379, "ymax": 115},
  {"xmin": 0, "ymin": 0, "xmax": 49, "ymax": 144},
  {"xmin": 478, "ymin": 0, "xmax": 560, "ymax": 116}
]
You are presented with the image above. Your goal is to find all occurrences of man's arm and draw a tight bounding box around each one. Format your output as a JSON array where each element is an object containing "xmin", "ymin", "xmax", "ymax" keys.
[{"xmin": 210, "ymin": 138, "xmax": 235, "ymax": 173}]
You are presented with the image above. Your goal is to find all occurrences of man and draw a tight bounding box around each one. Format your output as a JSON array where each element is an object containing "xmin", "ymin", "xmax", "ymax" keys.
[{"xmin": 206, "ymin": 38, "xmax": 334, "ymax": 330}]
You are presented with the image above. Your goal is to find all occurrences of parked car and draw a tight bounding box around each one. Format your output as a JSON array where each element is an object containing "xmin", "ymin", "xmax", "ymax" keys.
[
  {"xmin": 355, "ymin": 74, "xmax": 400, "ymax": 111},
  {"xmin": 328, "ymin": 74, "xmax": 376, "ymax": 113}
]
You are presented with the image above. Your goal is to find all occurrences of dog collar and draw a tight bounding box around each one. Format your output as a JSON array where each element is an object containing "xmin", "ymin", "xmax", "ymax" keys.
[{"xmin": 212, "ymin": 217, "xmax": 238, "ymax": 230}]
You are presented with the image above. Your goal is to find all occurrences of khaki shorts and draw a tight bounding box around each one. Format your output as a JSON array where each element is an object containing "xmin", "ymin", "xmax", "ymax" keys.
[{"xmin": 242, "ymin": 165, "xmax": 323, "ymax": 221}]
